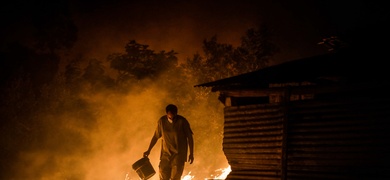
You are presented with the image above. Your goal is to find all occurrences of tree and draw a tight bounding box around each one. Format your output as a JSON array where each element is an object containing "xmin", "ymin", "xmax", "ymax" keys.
[
  {"xmin": 1, "ymin": 0, "xmax": 78, "ymax": 93},
  {"xmin": 64, "ymin": 60, "xmax": 82, "ymax": 85},
  {"xmin": 107, "ymin": 40, "xmax": 178, "ymax": 85},
  {"xmin": 185, "ymin": 23, "xmax": 279, "ymax": 85},
  {"xmin": 202, "ymin": 36, "xmax": 237, "ymax": 82},
  {"xmin": 236, "ymin": 24, "xmax": 279, "ymax": 73},
  {"xmin": 31, "ymin": 1, "xmax": 78, "ymax": 53},
  {"xmin": 82, "ymin": 59, "xmax": 115, "ymax": 90}
]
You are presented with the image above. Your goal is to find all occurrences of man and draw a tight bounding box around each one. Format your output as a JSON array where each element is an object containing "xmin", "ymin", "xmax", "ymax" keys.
[{"xmin": 143, "ymin": 104, "xmax": 194, "ymax": 180}]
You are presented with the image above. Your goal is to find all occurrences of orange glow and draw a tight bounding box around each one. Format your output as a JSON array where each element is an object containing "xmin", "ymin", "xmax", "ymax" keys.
[
  {"xmin": 181, "ymin": 166, "xmax": 231, "ymax": 180},
  {"xmin": 9, "ymin": 77, "xmax": 229, "ymax": 179}
]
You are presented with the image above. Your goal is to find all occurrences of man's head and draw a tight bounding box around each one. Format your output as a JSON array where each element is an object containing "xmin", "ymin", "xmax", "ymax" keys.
[{"xmin": 166, "ymin": 104, "xmax": 178, "ymax": 120}]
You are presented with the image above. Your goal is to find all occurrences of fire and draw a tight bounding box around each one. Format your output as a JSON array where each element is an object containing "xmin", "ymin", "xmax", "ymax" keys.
[
  {"xmin": 181, "ymin": 171, "xmax": 194, "ymax": 180},
  {"xmin": 181, "ymin": 165, "xmax": 231, "ymax": 180},
  {"xmin": 126, "ymin": 165, "xmax": 231, "ymax": 180}
]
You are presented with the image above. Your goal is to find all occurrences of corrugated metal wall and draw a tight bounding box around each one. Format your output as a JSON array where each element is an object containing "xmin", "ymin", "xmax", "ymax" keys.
[
  {"xmin": 287, "ymin": 89, "xmax": 390, "ymax": 179},
  {"xmin": 224, "ymin": 104, "xmax": 285, "ymax": 180},
  {"xmin": 223, "ymin": 86, "xmax": 390, "ymax": 180}
]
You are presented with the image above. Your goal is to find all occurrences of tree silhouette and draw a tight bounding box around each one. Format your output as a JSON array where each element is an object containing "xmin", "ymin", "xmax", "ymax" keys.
[
  {"xmin": 236, "ymin": 24, "xmax": 279, "ymax": 73},
  {"xmin": 108, "ymin": 40, "xmax": 178, "ymax": 85},
  {"xmin": 185, "ymin": 23, "xmax": 279, "ymax": 85},
  {"xmin": 82, "ymin": 59, "xmax": 115, "ymax": 90},
  {"xmin": 32, "ymin": 1, "xmax": 78, "ymax": 53}
]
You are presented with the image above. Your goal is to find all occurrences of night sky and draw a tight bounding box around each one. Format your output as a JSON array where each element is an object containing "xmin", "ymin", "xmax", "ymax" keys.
[{"xmin": 3, "ymin": 0, "xmax": 387, "ymax": 65}]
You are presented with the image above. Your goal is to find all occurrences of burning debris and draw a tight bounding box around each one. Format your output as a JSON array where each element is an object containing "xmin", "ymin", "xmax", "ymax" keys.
[{"xmin": 125, "ymin": 165, "xmax": 231, "ymax": 180}]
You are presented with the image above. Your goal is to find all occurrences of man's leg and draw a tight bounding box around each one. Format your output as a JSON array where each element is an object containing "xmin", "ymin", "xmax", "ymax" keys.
[
  {"xmin": 159, "ymin": 159, "xmax": 171, "ymax": 180},
  {"xmin": 170, "ymin": 163, "xmax": 185, "ymax": 180}
]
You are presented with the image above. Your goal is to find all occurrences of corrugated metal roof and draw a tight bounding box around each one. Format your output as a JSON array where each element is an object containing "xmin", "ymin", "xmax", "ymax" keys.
[{"xmin": 194, "ymin": 48, "xmax": 384, "ymax": 90}]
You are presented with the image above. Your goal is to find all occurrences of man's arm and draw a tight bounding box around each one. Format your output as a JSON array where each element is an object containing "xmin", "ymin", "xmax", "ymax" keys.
[
  {"xmin": 188, "ymin": 134, "xmax": 194, "ymax": 164},
  {"xmin": 144, "ymin": 135, "xmax": 158, "ymax": 157}
]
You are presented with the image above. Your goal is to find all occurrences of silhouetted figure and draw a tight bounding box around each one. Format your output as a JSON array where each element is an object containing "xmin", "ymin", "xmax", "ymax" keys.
[{"xmin": 144, "ymin": 104, "xmax": 194, "ymax": 180}]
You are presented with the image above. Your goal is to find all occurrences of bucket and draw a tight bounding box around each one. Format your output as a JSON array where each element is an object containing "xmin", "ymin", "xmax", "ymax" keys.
[{"xmin": 132, "ymin": 157, "xmax": 156, "ymax": 180}]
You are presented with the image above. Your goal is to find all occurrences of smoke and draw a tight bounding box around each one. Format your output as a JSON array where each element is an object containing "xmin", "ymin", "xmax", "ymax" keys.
[{"xmin": 6, "ymin": 68, "xmax": 228, "ymax": 180}]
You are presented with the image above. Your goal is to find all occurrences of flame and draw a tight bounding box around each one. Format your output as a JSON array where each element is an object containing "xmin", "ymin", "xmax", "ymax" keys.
[
  {"xmin": 181, "ymin": 165, "xmax": 231, "ymax": 180},
  {"xmin": 125, "ymin": 166, "xmax": 231, "ymax": 180},
  {"xmin": 181, "ymin": 171, "xmax": 194, "ymax": 180}
]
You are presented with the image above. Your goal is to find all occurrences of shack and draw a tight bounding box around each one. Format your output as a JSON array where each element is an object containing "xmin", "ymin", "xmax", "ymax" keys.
[{"xmin": 195, "ymin": 47, "xmax": 390, "ymax": 179}]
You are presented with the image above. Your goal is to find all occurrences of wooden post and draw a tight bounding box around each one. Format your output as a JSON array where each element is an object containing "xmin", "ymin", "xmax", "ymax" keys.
[
  {"xmin": 281, "ymin": 87, "xmax": 291, "ymax": 180},
  {"xmin": 225, "ymin": 97, "xmax": 232, "ymax": 107}
]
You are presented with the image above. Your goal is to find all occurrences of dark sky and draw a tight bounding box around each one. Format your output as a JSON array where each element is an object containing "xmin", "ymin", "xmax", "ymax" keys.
[
  {"xmin": 3, "ymin": 0, "xmax": 387, "ymax": 66},
  {"xmin": 68, "ymin": 0, "xmax": 345, "ymax": 63},
  {"xmin": 70, "ymin": 0, "xmax": 390, "ymax": 64}
]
